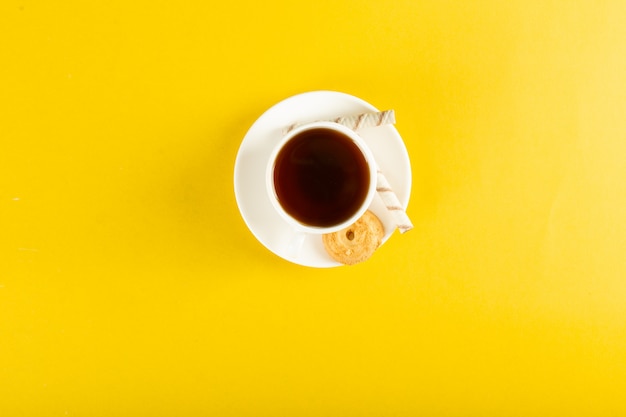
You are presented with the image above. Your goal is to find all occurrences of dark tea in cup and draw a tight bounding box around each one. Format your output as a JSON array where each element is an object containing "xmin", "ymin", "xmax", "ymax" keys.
[{"xmin": 271, "ymin": 126, "xmax": 372, "ymax": 228}]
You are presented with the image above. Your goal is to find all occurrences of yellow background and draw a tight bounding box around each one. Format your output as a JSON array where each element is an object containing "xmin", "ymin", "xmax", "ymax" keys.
[{"xmin": 2, "ymin": 0, "xmax": 626, "ymax": 415}]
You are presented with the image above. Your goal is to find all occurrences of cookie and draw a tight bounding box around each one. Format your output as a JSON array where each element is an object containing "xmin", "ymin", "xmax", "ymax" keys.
[{"xmin": 322, "ymin": 210, "xmax": 385, "ymax": 265}]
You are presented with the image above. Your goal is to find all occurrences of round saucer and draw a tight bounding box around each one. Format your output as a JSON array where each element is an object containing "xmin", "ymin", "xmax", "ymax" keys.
[{"xmin": 234, "ymin": 91, "xmax": 412, "ymax": 268}]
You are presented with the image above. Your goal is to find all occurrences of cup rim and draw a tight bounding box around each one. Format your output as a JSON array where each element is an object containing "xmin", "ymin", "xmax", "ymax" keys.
[{"xmin": 266, "ymin": 121, "xmax": 378, "ymax": 235}]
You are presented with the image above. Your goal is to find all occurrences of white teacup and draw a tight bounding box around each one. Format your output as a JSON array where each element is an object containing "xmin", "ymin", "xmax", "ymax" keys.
[{"xmin": 266, "ymin": 121, "xmax": 377, "ymax": 258}]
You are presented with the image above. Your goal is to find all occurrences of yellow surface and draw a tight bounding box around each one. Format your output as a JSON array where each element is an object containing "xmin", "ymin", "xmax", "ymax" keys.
[{"xmin": 2, "ymin": 0, "xmax": 626, "ymax": 415}]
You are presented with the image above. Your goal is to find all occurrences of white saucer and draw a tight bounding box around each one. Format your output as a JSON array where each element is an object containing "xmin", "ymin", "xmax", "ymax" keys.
[{"xmin": 234, "ymin": 91, "xmax": 412, "ymax": 268}]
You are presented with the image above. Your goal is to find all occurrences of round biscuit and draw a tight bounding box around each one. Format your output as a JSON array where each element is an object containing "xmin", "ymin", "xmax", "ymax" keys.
[{"xmin": 322, "ymin": 210, "xmax": 385, "ymax": 265}]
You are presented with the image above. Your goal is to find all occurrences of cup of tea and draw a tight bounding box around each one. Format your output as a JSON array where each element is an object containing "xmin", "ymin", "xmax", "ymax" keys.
[{"xmin": 266, "ymin": 121, "xmax": 378, "ymax": 257}]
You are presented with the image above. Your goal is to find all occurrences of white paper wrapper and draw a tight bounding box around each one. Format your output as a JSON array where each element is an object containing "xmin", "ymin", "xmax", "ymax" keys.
[
  {"xmin": 376, "ymin": 168, "xmax": 413, "ymax": 233},
  {"xmin": 284, "ymin": 110, "xmax": 396, "ymax": 135}
]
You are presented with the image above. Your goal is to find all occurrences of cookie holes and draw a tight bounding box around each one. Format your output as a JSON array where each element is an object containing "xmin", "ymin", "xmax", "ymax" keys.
[{"xmin": 346, "ymin": 229, "xmax": 355, "ymax": 241}]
